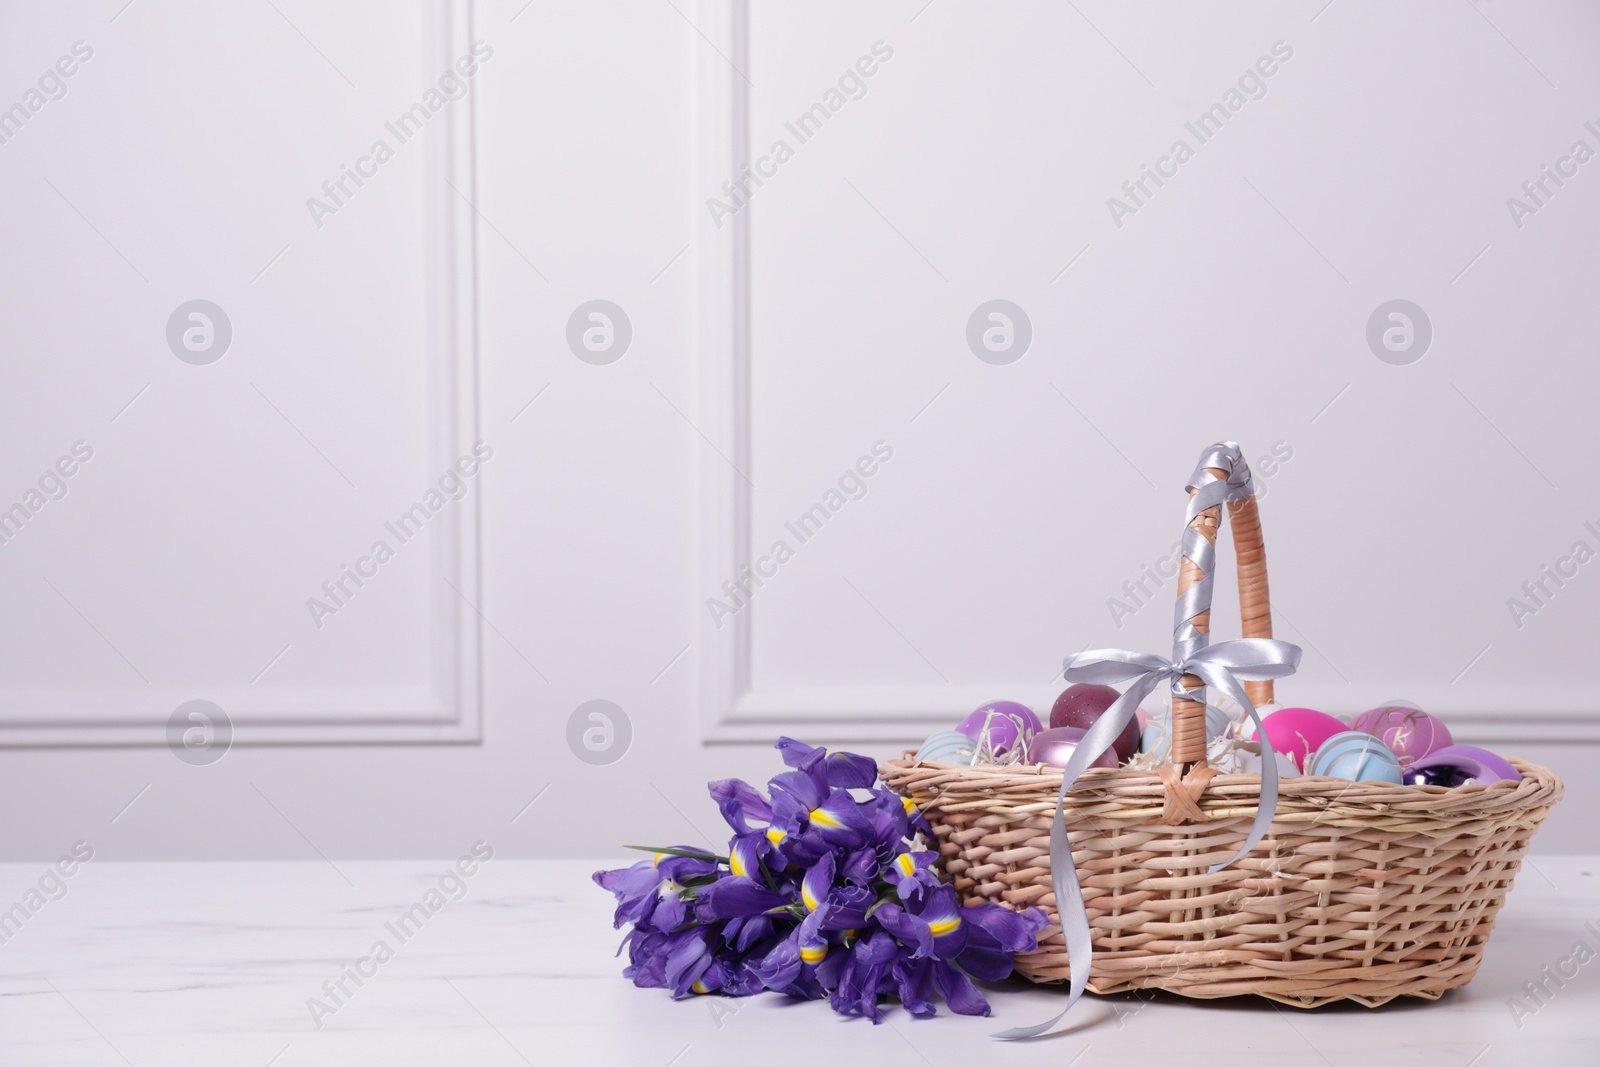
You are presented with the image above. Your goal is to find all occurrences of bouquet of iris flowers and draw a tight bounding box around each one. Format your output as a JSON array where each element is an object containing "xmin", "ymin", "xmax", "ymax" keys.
[{"xmin": 594, "ymin": 738, "xmax": 1049, "ymax": 1021}]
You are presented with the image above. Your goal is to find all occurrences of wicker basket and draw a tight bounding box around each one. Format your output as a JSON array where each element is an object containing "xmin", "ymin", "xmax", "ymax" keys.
[{"xmin": 881, "ymin": 442, "xmax": 1562, "ymax": 1008}]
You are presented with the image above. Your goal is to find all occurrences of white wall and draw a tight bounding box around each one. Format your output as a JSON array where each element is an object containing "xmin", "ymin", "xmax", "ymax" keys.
[{"xmin": 0, "ymin": 0, "xmax": 1596, "ymax": 864}]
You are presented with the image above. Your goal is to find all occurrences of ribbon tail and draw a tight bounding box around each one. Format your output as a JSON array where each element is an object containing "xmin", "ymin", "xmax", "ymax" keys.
[
  {"xmin": 991, "ymin": 675, "xmax": 1163, "ymax": 1040},
  {"xmin": 1208, "ymin": 697, "xmax": 1278, "ymax": 874},
  {"xmin": 1187, "ymin": 664, "xmax": 1279, "ymax": 875},
  {"xmin": 988, "ymin": 759, "xmax": 1088, "ymax": 1040}
]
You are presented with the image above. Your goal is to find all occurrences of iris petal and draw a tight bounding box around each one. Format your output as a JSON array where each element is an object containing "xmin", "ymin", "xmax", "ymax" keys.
[
  {"xmin": 962, "ymin": 900, "xmax": 1049, "ymax": 953},
  {"xmin": 769, "ymin": 768, "xmax": 827, "ymax": 813},
  {"xmin": 801, "ymin": 852, "xmax": 834, "ymax": 912},
  {"xmin": 841, "ymin": 848, "xmax": 878, "ymax": 885},
  {"xmin": 893, "ymin": 957, "xmax": 936, "ymax": 1017},
  {"xmin": 773, "ymin": 737, "xmax": 821, "ymax": 769},
  {"xmin": 709, "ymin": 778, "xmax": 774, "ymax": 834},
  {"xmin": 664, "ymin": 931, "xmax": 712, "ymax": 998},
  {"xmin": 952, "ymin": 923, "xmax": 1013, "ymax": 981},
  {"xmin": 822, "ymin": 750, "xmax": 879, "ymax": 789},
  {"xmin": 873, "ymin": 902, "xmax": 932, "ymax": 957},
  {"xmin": 932, "ymin": 961, "xmax": 991, "ymax": 1016},
  {"xmin": 751, "ymin": 937, "xmax": 801, "ymax": 990},
  {"xmin": 695, "ymin": 876, "xmax": 791, "ymax": 921},
  {"xmin": 806, "ymin": 790, "xmax": 872, "ymax": 846},
  {"xmin": 818, "ymin": 885, "xmax": 873, "ymax": 930},
  {"xmin": 728, "ymin": 834, "xmax": 764, "ymax": 881}
]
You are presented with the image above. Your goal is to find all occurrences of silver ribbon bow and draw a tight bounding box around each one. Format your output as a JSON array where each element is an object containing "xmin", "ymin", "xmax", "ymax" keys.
[{"xmin": 992, "ymin": 637, "xmax": 1301, "ymax": 1041}]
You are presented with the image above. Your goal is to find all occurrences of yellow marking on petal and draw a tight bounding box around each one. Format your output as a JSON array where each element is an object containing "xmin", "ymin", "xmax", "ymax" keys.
[
  {"xmin": 901, "ymin": 796, "xmax": 917, "ymax": 815},
  {"xmin": 729, "ymin": 850, "xmax": 746, "ymax": 877},
  {"xmin": 765, "ymin": 827, "xmax": 786, "ymax": 845},
  {"xmin": 653, "ymin": 852, "xmax": 666, "ymax": 866},
  {"xmin": 692, "ymin": 979, "xmax": 710, "ymax": 994},
  {"xmin": 800, "ymin": 944, "xmax": 827, "ymax": 964},
  {"xmin": 895, "ymin": 853, "xmax": 915, "ymax": 877},
  {"xmin": 801, "ymin": 883, "xmax": 820, "ymax": 911},
  {"xmin": 807, "ymin": 806, "xmax": 843, "ymax": 829},
  {"xmin": 928, "ymin": 915, "xmax": 961, "ymax": 936}
]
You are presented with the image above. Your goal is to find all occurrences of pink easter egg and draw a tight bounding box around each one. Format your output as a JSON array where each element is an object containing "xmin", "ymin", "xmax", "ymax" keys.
[
  {"xmin": 1251, "ymin": 707, "xmax": 1346, "ymax": 772},
  {"xmin": 1348, "ymin": 705, "xmax": 1453, "ymax": 769},
  {"xmin": 1027, "ymin": 726, "xmax": 1121, "ymax": 770},
  {"xmin": 955, "ymin": 701, "xmax": 1040, "ymax": 756}
]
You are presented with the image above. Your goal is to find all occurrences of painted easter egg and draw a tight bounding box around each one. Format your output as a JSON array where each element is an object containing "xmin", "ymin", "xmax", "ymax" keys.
[
  {"xmin": 1027, "ymin": 726, "xmax": 1121, "ymax": 770},
  {"xmin": 1251, "ymin": 707, "xmax": 1346, "ymax": 772},
  {"xmin": 1140, "ymin": 705, "xmax": 1231, "ymax": 761},
  {"xmin": 955, "ymin": 701, "xmax": 1040, "ymax": 756},
  {"xmin": 1406, "ymin": 744, "xmax": 1521, "ymax": 786},
  {"xmin": 1049, "ymin": 684, "xmax": 1139, "ymax": 761},
  {"xmin": 1348, "ymin": 705, "xmax": 1453, "ymax": 769},
  {"xmin": 1307, "ymin": 731, "xmax": 1404, "ymax": 783},
  {"xmin": 915, "ymin": 730, "xmax": 977, "ymax": 765}
]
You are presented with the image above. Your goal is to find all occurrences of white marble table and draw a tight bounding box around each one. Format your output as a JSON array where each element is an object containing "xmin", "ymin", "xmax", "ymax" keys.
[{"xmin": 2, "ymin": 856, "xmax": 1596, "ymax": 1065}]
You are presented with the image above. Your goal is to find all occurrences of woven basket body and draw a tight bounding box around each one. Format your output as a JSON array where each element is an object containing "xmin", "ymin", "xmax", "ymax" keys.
[
  {"xmin": 880, "ymin": 756, "xmax": 1561, "ymax": 1006},
  {"xmin": 882, "ymin": 442, "xmax": 1562, "ymax": 1007}
]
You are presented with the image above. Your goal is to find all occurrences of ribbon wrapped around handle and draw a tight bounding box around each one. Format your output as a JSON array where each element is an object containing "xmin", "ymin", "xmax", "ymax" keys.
[{"xmin": 992, "ymin": 637, "xmax": 1301, "ymax": 1041}]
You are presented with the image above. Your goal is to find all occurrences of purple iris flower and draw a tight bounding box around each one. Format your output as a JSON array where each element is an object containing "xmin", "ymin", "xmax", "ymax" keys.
[
  {"xmin": 775, "ymin": 736, "xmax": 879, "ymax": 789},
  {"xmin": 875, "ymin": 884, "xmax": 1050, "ymax": 1016},
  {"xmin": 594, "ymin": 737, "xmax": 1049, "ymax": 1023},
  {"xmin": 694, "ymin": 875, "xmax": 793, "ymax": 922},
  {"xmin": 771, "ymin": 778, "xmax": 872, "ymax": 849},
  {"xmin": 883, "ymin": 848, "xmax": 941, "ymax": 903},
  {"xmin": 829, "ymin": 928, "xmax": 900, "ymax": 1021},
  {"xmin": 799, "ymin": 853, "xmax": 875, "ymax": 930},
  {"xmin": 710, "ymin": 778, "xmax": 774, "ymax": 835},
  {"xmin": 592, "ymin": 849, "xmax": 717, "ymax": 930},
  {"xmin": 749, "ymin": 905, "xmax": 832, "ymax": 993}
]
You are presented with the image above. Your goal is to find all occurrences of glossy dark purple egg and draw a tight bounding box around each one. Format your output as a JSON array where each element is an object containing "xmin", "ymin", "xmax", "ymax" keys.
[{"xmin": 1403, "ymin": 763, "xmax": 1478, "ymax": 788}]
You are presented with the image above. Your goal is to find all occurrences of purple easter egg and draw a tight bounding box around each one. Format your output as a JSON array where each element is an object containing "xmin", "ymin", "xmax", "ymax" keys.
[
  {"xmin": 955, "ymin": 701, "xmax": 1040, "ymax": 756},
  {"xmin": 1348, "ymin": 705, "xmax": 1452, "ymax": 769},
  {"xmin": 1407, "ymin": 744, "xmax": 1521, "ymax": 786},
  {"xmin": 1049, "ymin": 684, "xmax": 1140, "ymax": 762},
  {"xmin": 1403, "ymin": 763, "xmax": 1477, "ymax": 788},
  {"xmin": 1027, "ymin": 726, "xmax": 1121, "ymax": 770}
]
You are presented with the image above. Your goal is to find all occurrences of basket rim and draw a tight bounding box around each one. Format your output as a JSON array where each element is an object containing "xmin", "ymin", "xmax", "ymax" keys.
[{"xmin": 879, "ymin": 753, "xmax": 1562, "ymax": 821}]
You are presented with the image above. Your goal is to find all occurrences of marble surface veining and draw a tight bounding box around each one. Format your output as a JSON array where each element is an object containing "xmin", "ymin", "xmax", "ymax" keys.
[{"xmin": 1, "ymin": 857, "xmax": 1597, "ymax": 1065}]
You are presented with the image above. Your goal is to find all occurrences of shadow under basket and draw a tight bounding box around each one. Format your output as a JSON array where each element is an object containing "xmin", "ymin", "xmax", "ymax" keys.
[{"xmin": 880, "ymin": 755, "xmax": 1562, "ymax": 1007}]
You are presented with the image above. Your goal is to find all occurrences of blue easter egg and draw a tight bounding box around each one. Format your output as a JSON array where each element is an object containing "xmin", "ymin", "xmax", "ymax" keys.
[
  {"xmin": 915, "ymin": 730, "xmax": 977, "ymax": 764},
  {"xmin": 1307, "ymin": 731, "xmax": 1403, "ymax": 783},
  {"xmin": 1140, "ymin": 706, "xmax": 1230, "ymax": 760}
]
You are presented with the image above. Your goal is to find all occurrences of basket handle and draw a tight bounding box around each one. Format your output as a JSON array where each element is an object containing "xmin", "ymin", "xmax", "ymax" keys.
[{"xmin": 1170, "ymin": 442, "xmax": 1274, "ymax": 767}]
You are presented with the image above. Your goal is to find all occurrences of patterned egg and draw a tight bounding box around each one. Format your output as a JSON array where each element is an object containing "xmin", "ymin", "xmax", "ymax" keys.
[
  {"xmin": 1140, "ymin": 705, "xmax": 1230, "ymax": 760},
  {"xmin": 1027, "ymin": 726, "xmax": 1120, "ymax": 770},
  {"xmin": 1251, "ymin": 708, "xmax": 1346, "ymax": 772},
  {"xmin": 1050, "ymin": 684, "xmax": 1139, "ymax": 761},
  {"xmin": 1307, "ymin": 731, "xmax": 1404, "ymax": 783},
  {"xmin": 1348, "ymin": 705, "xmax": 1452, "ymax": 769},
  {"xmin": 915, "ymin": 730, "xmax": 977, "ymax": 765},
  {"xmin": 1406, "ymin": 744, "xmax": 1521, "ymax": 786},
  {"xmin": 955, "ymin": 701, "xmax": 1040, "ymax": 756}
]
